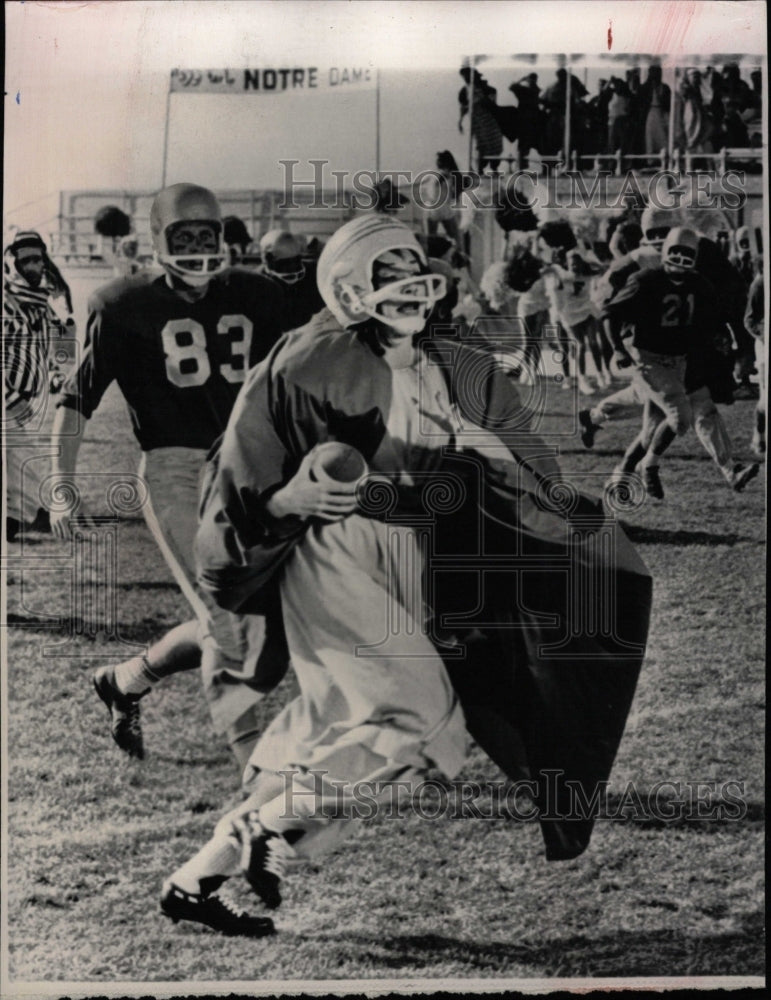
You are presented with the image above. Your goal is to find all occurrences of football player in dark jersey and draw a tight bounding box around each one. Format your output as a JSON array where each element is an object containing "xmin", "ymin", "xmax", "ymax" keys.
[
  {"xmin": 579, "ymin": 206, "xmax": 681, "ymax": 439},
  {"xmin": 258, "ymin": 229, "xmax": 325, "ymax": 332},
  {"xmin": 601, "ymin": 228, "xmax": 758, "ymax": 498},
  {"xmin": 50, "ymin": 184, "xmax": 289, "ymax": 768}
]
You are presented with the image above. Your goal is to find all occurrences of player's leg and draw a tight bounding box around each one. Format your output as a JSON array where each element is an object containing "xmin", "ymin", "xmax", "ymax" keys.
[
  {"xmin": 93, "ymin": 619, "xmax": 201, "ymax": 759},
  {"xmin": 630, "ymin": 356, "xmax": 690, "ymax": 497},
  {"xmin": 578, "ymin": 382, "xmax": 641, "ymax": 448},
  {"xmin": 619, "ymin": 400, "xmax": 663, "ymax": 472},
  {"xmin": 236, "ymin": 517, "xmax": 466, "ymax": 907},
  {"xmin": 569, "ymin": 320, "xmax": 594, "ymax": 395},
  {"xmin": 92, "ymin": 450, "xmax": 208, "ymax": 758},
  {"xmin": 551, "ymin": 320, "xmax": 572, "ymax": 388},
  {"xmin": 521, "ymin": 310, "xmax": 546, "ymax": 385},
  {"xmin": 584, "ymin": 316, "xmax": 612, "ymax": 388},
  {"xmin": 4, "ymin": 409, "xmax": 52, "ymax": 536},
  {"xmin": 690, "ymin": 386, "xmax": 760, "ymax": 492},
  {"xmin": 101, "ymin": 447, "xmax": 283, "ymax": 763},
  {"xmin": 163, "ymin": 517, "xmax": 467, "ymax": 924}
]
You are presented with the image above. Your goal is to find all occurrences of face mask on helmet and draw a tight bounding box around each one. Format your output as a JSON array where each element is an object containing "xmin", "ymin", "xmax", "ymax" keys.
[
  {"xmin": 150, "ymin": 184, "xmax": 228, "ymax": 288},
  {"xmin": 264, "ymin": 253, "xmax": 306, "ymax": 285},
  {"xmin": 662, "ymin": 227, "xmax": 699, "ymax": 276},
  {"xmin": 260, "ymin": 230, "xmax": 306, "ymax": 285},
  {"xmin": 365, "ymin": 249, "xmax": 446, "ymax": 335},
  {"xmin": 318, "ymin": 216, "xmax": 446, "ymax": 335}
]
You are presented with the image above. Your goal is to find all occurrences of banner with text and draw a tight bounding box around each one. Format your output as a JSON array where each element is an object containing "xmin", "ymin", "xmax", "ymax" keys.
[{"xmin": 170, "ymin": 67, "xmax": 377, "ymax": 94}]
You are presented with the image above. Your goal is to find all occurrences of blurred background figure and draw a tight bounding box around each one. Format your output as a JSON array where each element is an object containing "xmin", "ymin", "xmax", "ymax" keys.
[
  {"xmin": 542, "ymin": 68, "xmax": 588, "ymax": 157},
  {"xmin": 113, "ymin": 234, "xmax": 141, "ymax": 277},
  {"xmin": 420, "ymin": 151, "xmax": 463, "ymax": 247},
  {"xmin": 678, "ymin": 68, "xmax": 716, "ymax": 161},
  {"xmin": 731, "ymin": 225, "xmax": 758, "ymax": 288},
  {"xmin": 94, "ymin": 204, "xmax": 132, "ymax": 261},
  {"xmin": 3, "ymin": 230, "xmax": 71, "ymax": 540},
  {"xmin": 458, "ymin": 67, "xmax": 504, "ymax": 172},
  {"xmin": 258, "ymin": 228, "xmax": 324, "ymax": 330},
  {"xmin": 586, "ymin": 78, "xmax": 612, "ymax": 156},
  {"xmin": 508, "ymin": 73, "xmax": 543, "ymax": 168},
  {"xmin": 639, "ymin": 64, "xmax": 671, "ymax": 162},
  {"xmin": 223, "ymin": 215, "xmax": 253, "ymax": 266},
  {"xmin": 606, "ymin": 76, "xmax": 633, "ymax": 156},
  {"xmin": 372, "ymin": 177, "xmax": 408, "ymax": 214}
]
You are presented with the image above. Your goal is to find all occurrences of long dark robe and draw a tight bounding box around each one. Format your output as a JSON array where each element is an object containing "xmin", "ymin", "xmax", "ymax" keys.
[{"xmin": 196, "ymin": 319, "xmax": 652, "ymax": 861}]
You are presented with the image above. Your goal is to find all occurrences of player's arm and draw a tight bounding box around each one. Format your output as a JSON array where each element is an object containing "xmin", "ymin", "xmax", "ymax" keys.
[
  {"xmin": 48, "ymin": 296, "xmax": 117, "ymax": 538},
  {"xmin": 602, "ymin": 270, "xmax": 644, "ymax": 366},
  {"xmin": 196, "ymin": 358, "xmax": 355, "ymax": 613}
]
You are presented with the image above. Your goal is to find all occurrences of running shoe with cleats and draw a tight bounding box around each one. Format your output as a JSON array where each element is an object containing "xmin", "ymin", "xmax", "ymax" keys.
[
  {"xmin": 729, "ymin": 462, "xmax": 760, "ymax": 493},
  {"xmin": 642, "ymin": 465, "xmax": 665, "ymax": 500},
  {"xmin": 93, "ymin": 666, "xmax": 145, "ymax": 759},
  {"xmin": 578, "ymin": 409, "xmax": 600, "ymax": 449},
  {"xmin": 231, "ymin": 811, "xmax": 296, "ymax": 910},
  {"xmin": 160, "ymin": 881, "xmax": 275, "ymax": 937}
]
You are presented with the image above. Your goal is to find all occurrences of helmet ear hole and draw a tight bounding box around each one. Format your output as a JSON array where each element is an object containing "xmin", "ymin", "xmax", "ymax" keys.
[{"xmin": 336, "ymin": 282, "xmax": 363, "ymax": 314}]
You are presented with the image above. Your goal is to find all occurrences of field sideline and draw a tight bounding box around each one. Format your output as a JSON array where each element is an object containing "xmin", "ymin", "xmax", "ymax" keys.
[{"xmin": 2, "ymin": 347, "xmax": 766, "ymax": 986}]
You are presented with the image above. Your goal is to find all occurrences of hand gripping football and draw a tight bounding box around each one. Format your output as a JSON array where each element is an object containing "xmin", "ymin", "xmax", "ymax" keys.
[{"xmin": 309, "ymin": 442, "xmax": 368, "ymax": 487}]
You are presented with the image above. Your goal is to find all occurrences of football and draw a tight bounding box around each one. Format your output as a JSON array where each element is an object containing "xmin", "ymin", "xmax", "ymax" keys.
[{"xmin": 310, "ymin": 441, "xmax": 368, "ymax": 486}]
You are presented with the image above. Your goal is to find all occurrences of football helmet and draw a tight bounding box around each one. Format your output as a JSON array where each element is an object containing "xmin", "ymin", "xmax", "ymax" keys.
[
  {"xmin": 259, "ymin": 230, "xmax": 306, "ymax": 285},
  {"xmin": 317, "ymin": 216, "xmax": 446, "ymax": 335},
  {"xmin": 150, "ymin": 183, "xmax": 227, "ymax": 288},
  {"xmin": 661, "ymin": 227, "xmax": 700, "ymax": 274},
  {"xmin": 640, "ymin": 206, "xmax": 679, "ymax": 250},
  {"xmin": 734, "ymin": 225, "xmax": 751, "ymax": 252}
]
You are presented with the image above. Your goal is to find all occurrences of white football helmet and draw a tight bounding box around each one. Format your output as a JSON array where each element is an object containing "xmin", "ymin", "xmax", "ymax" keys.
[
  {"xmin": 259, "ymin": 229, "xmax": 306, "ymax": 285},
  {"xmin": 317, "ymin": 215, "xmax": 446, "ymax": 335},
  {"xmin": 640, "ymin": 206, "xmax": 680, "ymax": 250},
  {"xmin": 661, "ymin": 227, "xmax": 700, "ymax": 274},
  {"xmin": 150, "ymin": 183, "xmax": 227, "ymax": 288}
]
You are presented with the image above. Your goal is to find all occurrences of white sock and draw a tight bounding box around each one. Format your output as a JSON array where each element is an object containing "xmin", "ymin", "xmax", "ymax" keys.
[
  {"xmin": 114, "ymin": 655, "xmax": 156, "ymax": 696},
  {"xmin": 170, "ymin": 834, "xmax": 240, "ymax": 895}
]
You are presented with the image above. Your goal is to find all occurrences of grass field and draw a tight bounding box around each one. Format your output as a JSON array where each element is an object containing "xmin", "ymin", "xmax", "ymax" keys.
[{"xmin": 2, "ymin": 348, "xmax": 766, "ymax": 989}]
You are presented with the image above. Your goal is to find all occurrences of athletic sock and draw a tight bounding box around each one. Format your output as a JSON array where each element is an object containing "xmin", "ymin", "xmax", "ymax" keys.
[
  {"xmin": 113, "ymin": 655, "xmax": 155, "ymax": 696},
  {"xmin": 169, "ymin": 834, "xmax": 241, "ymax": 896},
  {"xmin": 640, "ymin": 422, "xmax": 677, "ymax": 467},
  {"xmin": 619, "ymin": 439, "xmax": 647, "ymax": 473},
  {"xmin": 114, "ymin": 620, "xmax": 202, "ymax": 695}
]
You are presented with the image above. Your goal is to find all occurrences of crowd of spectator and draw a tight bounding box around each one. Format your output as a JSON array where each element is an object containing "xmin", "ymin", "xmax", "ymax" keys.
[{"xmin": 459, "ymin": 62, "xmax": 763, "ymax": 170}]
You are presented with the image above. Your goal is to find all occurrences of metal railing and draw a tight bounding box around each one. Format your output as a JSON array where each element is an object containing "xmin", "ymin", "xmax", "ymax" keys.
[
  {"xmin": 48, "ymin": 187, "xmax": 427, "ymax": 266},
  {"xmin": 480, "ymin": 146, "xmax": 763, "ymax": 175}
]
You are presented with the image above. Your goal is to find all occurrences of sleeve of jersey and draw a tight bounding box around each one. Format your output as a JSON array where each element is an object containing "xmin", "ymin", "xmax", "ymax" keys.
[
  {"xmin": 3, "ymin": 309, "xmax": 27, "ymax": 408},
  {"xmin": 195, "ymin": 357, "xmax": 311, "ymax": 612},
  {"xmin": 601, "ymin": 271, "xmax": 643, "ymax": 323},
  {"xmin": 58, "ymin": 298, "xmax": 118, "ymax": 417}
]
